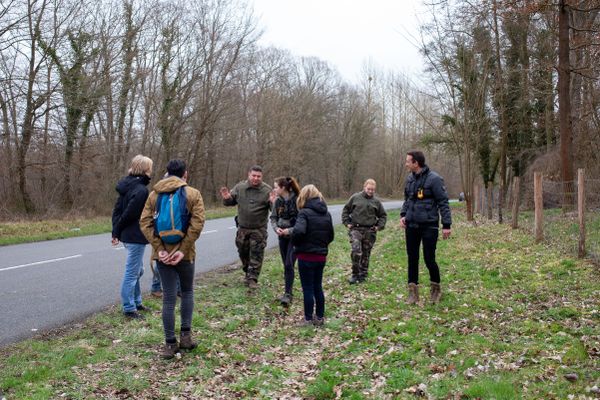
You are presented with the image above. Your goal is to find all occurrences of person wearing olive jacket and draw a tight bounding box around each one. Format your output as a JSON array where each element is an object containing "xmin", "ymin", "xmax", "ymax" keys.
[
  {"xmin": 220, "ymin": 165, "xmax": 272, "ymax": 289},
  {"xmin": 342, "ymin": 179, "xmax": 387, "ymax": 284},
  {"xmin": 140, "ymin": 159, "xmax": 205, "ymax": 359},
  {"xmin": 291, "ymin": 185, "xmax": 334, "ymax": 327},
  {"xmin": 400, "ymin": 151, "xmax": 452, "ymax": 305}
]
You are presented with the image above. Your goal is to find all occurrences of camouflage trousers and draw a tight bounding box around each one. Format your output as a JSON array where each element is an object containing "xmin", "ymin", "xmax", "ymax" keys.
[
  {"xmin": 235, "ymin": 227, "xmax": 268, "ymax": 283},
  {"xmin": 348, "ymin": 227, "xmax": 377, "ymax": 279}
]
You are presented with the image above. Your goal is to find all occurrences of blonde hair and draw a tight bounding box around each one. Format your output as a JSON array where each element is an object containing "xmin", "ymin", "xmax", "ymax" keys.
[
  {"xmin": 364, "ymin": 178, "xmax": 376, "ymax": 188},
  {"xmin": 297, "ymin": 184, "xmax": 324, "ymax": 209},
  {"xmin": 128, "ymin": 155, "xmax": 153, "ymax": 176}
]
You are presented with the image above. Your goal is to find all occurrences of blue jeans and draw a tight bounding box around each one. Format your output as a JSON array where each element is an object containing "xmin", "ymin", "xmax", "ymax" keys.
[
  {"xmin": 298, "ymin": 259, "xmax": 325, "ymax": 321},
  {"xmin": 151, "ymin": 261, "xmax": 162, "ymax": 293},
  {"xmin": 120, "ymin": 243, "xmax": 146, "ymax": 313}
]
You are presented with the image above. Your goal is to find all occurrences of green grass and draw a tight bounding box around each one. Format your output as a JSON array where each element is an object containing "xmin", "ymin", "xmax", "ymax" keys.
[
  {"xmin": 0, "ymin": 207, "xmax": 236, "ymax": 246},
  {"xmin": 1, "ymin": 208, "xmax": 599, "ymax": 399}
]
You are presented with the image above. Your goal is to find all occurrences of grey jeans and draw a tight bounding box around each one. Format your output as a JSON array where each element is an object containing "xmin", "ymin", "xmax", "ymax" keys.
[{"xmin": 157, "ymin": 259, "xmax": 195, "ymax": 342}]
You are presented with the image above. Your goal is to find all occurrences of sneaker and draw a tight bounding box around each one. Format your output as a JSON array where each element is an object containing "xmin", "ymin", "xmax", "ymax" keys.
[
  {"xmin": 313, "ymin": 317, "xmax": 325, "ymax": 327},
  {"xmin": 124, "ymin": 311, "xmax": 145, "ymax": 320},
  {"xmin": 161, "ymin": 342, "xmax": 180, "ymax": 359},
  {"xmin": 151, "ymin": 291, "xmax": 162, "ymax": 298},
  {"xmin": 278, "ymin": 293, "xmax": 292, "ymax": 307},
  {"xmin": 136, "ymin": 304, "xmax": 150, "ymax": 312},
  {"xmin": 348, "ymin": 275, "xmax": 360, "ymax": 284}
]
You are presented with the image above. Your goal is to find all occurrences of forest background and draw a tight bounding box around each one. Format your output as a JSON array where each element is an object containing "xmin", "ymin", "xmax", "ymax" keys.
[{"xmin": 1, "ymin": 0, "xmax": 599, "ymax": 220}]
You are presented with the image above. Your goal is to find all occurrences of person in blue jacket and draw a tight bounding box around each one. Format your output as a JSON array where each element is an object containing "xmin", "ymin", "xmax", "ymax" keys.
[
  {"xmin": 111, "ymin": 155, "xmax": 153, "ymax": 319},
  {"xmin": 291, "ymin": 184, "xmax": 334, "ymax": 327}
]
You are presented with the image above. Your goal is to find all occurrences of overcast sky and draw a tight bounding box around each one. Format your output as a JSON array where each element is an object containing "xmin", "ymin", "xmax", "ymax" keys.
[{"xmin": 251, "ymin": 0, "xmax": 426, "ymax": 83}]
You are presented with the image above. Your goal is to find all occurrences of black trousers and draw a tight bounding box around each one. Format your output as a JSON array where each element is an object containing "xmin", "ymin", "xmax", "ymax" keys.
[{"xmin": 405, "ymin": 225, "xmax": 441, "ymax": 284}]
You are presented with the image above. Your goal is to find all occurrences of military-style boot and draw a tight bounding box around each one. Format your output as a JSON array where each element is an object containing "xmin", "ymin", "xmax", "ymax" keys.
[
  {"xmin": 406, "ymin": 283, "xmax": 419, "ymax": 305},
  {"xmin": 180, "ymin": 331, "xmax": 197, "ymax": 350},
  {"xmin": 430, "ymin": 282, "xmax": 442, "ymax": 304},
  {"xmin": 161, "ymin": 341, "xmax": 180, "ymax": 359}
]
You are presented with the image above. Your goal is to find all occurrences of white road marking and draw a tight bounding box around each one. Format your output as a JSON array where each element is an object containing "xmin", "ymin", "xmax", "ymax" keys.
[{"xmin": 0, "ymin": 254, "xmax": 83, "ymax": 273}]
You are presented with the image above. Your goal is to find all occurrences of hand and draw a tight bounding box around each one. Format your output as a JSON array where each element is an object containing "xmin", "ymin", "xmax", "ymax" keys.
[
  {"xmin": 399, "ymin": 217, "xmax": 406, "ymax": 229},
  {"xmin": 166, "ymin": 250, "xmax": 184, "ymax": 265},
  {"xmin": 347, "ymin": 224, "xmax": 353, "ymax": 229},
  {"xmin": 269, "ymin": 190, "xmax": 277, "ymax": 203},
  {"xmin": 111, "ymin": 237, "xmax": 119, "ymax": 246},
  {"xmin": 442, "ymin": 228, "xmax": 451, "ymax": 240},
  {"xmin": 158, "ymin": 250, "xmax": 170, "ymax": 263},
  {"xmin": 219, "ymin": 187, "xmax": 231, "ymax": 200},
  {"xmin": 282, "ymin": 228, "xmax": 290, "ymax": 236},
  {"xmin": 276, "ymin": 227, "xmax": 284, "ymax": 236}
]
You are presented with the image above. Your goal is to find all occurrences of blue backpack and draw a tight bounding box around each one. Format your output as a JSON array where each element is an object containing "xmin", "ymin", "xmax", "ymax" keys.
[{"xmin": 154, "ymin": 186, "xmax": 190, "ymax": 244}]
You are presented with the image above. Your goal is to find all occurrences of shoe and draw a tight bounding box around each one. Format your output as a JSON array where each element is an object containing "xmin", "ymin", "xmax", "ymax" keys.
[
  {"xmin": 151, "ymin": 291, "xmax": 162, "ymax": 298},
  {"xmin": 358, "ymin": 276, "xmax": 367, "ymax": 283},
  {"xmin": 430, "ymin": 282, "xmax": 442, "ymax": 304},
  {"xmin": 179, "ymin": 331, "xmax": 197, "ymax": 350},
  {"xmin": 161, "ymin": 342, "xmax": 180, "ymax": 359},
  {"xmin": 406, "ymin": 283, "xmax": 419, "ymax": 305},
  {"xmin": 247, "ymin": 280, "xmax": 259, "ymax": 290},
  {"xmin": 136, "ymin": 304, "xmax": 150, "ymax": 312},
  {"xmin": 124, "ymin": 311, "xmax": 145, "ymax": 320},
  {"xmin": 348, "ymin": 275, "xmax": 360, "ymax": 284},
  {"xmin": 278, "ymin": 293, "xmax": 292, "ymax": 307},
  {"xmin": 313, "ymin": 317, "xmax": 325, "ymax": 327},
  {"xmin": 297, "ymin": 318, "xmax": 314, "ymax": 327}
]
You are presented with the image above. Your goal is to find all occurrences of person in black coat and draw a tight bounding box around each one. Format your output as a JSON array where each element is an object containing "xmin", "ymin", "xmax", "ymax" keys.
[
  {"xmin": 111, "ymin": 155, "xmax": 153, "ymax": 319},
  {"xmin": 291, "ymin": 184, "xmax": 334, "ymax": 327}
]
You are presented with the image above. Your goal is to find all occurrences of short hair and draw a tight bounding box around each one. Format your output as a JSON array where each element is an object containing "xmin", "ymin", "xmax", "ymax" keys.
[
  {"xmin": 407, "ymin": 150, "xmax": 426, "ymax": 167},
  {"xmin": 249, "ymin": 165, "xmax": 263, "ymax": 173},
  {"xmin": 297, "ymin": 184, "xmax": 324, "ymax": 209},
  {"xmin": 363, "ymin": 178, "xmax": 376, "ymax": 188},
  {"xmin": 128, "ymin": 155, "xmax": 153, "ymax": 176},
  {"xmin": 274, "ymin": 176, "xmax": 301, "ymax": 195},
  {"xmin": 166, "ymin": 159, "xmax": 186, "ymax": 178}
]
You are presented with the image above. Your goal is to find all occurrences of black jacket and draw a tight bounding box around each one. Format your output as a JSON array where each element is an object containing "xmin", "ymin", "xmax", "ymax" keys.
[
  {"xmin": 400, "ymin": 165, "xmax": 452, "ymax": 229},
  {"xmin": 112, "ymin": 174, "xmax": 151, "ymax": 244},
  {"xmin": 291, "ymin": 197, "xmax": 334, "ymax": 255}
]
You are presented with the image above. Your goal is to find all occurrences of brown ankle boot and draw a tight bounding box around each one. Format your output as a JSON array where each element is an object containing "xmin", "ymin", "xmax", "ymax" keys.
[
  {"xmin": 407, "ymin": 283, "xmax": 419, "ymax": 305},
  {"xmin": 430, "ymin": 282, "xmax": 442, "ymax": 304},
  {"xmin": 179, "ymin": 331, "xmax": 197, "ymax": 350},
  {"xmin": 161, "ymin": 341, "xmax": 179, "ymax": 359}
]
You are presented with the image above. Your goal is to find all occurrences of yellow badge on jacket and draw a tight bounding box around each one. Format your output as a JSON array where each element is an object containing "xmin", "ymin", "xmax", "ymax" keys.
[{"xmin": 417, "ymin": 188, "xmax": 424, "ymax": 200}]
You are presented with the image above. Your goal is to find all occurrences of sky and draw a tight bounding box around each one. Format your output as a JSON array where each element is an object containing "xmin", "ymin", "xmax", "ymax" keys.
[{"xmin": 251, "ymin": 0, "xmax": 426, "ymax": 83}]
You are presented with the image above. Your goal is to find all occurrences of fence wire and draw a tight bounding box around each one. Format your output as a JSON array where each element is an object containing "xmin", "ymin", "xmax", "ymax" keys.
[{"xmin": 504, "ymin": 176, "xmax": 600, "ymax": 264}]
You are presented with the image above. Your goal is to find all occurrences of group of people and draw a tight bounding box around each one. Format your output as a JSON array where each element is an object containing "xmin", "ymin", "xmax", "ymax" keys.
[{"xmin": 110, "ymin": 150, "xmax": 452, "ymax": 359}]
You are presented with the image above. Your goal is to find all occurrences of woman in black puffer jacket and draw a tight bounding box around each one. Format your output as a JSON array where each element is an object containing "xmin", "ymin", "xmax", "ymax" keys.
[{"xmin": 291, "ymin": 184, "xmax": 334, "ymax": 327}]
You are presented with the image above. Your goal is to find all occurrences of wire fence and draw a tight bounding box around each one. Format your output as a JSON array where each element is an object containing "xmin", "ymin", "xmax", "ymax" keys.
[{"xmin": 516, "ymin": 172, "xmax": 599, "ymax": 264}]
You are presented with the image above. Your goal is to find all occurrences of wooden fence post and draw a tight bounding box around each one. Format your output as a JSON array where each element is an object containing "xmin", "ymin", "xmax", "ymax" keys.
[
  {"xmin": 578, "ymin": 168, "xmax": 586, "ymax": 258},
  {"xmin": 511, "ymin": 177, "xmax": 520, "ymax": 229},
  {"xmin": 534, "ymin": 172, "xmax": 543, "ymax": 243}
]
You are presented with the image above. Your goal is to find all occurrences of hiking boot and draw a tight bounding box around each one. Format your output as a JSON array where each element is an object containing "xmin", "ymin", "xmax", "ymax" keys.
[
  {"xmin": 136, "ymin": 304, "xmax": 150, "ymax": 312},
  {"xmin": 348, "ymin": 275, "xmax": 360, "ymax": 284},
  {"xmin": 161, "ymin": 342, "xmax": 180, "ymax": 359},
  {"xmin": 247, "ymin": 280, "xmax": 259, "ymax": 290},
  {"xmin": 124, "ymin": 311, "xmax": 145, "ymax": 320},
  {"xmin": 430, "ymin": 282, "xmax": 442, "ymax": 304},
  {"xmin": 279, "ymin": 293, "xmax": 293, "ymax": 307},
  {"xmin": 406, "ymin": 283, "xmax": 419, "ymax": 305},
  {"xmin": 151, "ymin": 291, "xmax": 162, "ymax": 298},
  {"xmin": 313, "ymin": 317, "xmax": 325, "ymax": 327},
  {"xmin": 179, "ymin": 331, "xmax": 197, "ymax": 350}
]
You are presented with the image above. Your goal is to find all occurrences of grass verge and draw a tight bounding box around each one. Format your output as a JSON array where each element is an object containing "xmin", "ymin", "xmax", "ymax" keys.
[
  {"xmin": 1, "ymin": 209, "xmax": 599, "ymax": 399},
  {"xmin": 0, "ymin": 207, "xmax": 236, "ymax": 246}
]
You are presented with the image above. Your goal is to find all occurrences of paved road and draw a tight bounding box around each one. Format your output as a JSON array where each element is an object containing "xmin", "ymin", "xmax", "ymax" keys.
[{"xmin": 0, "ymin": 201, "xmax": 403, "ymax": 346}]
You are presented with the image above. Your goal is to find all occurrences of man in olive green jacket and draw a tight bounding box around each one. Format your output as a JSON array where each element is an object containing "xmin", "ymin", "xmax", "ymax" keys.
[
  {"xmin": 140, "ymin": 159, "xmax": 205, "ymax": 359},
  {"xmin": 342, "ymin": 179, "xmax": 387, "ymax": 283},
  {"xmin": 220, "ymin": 165, "xmax": 273, "ymax": 289}
]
